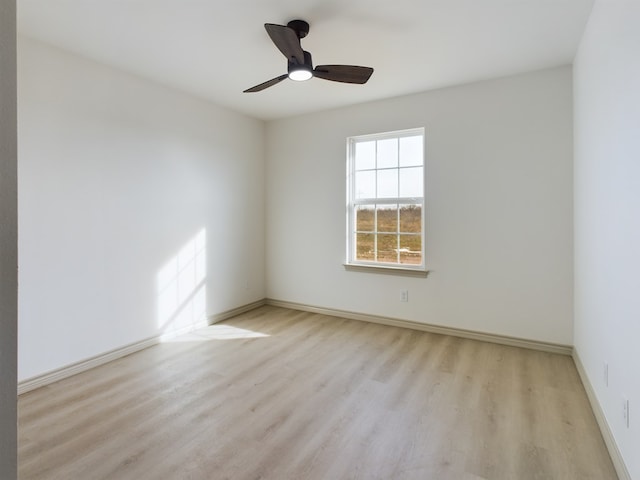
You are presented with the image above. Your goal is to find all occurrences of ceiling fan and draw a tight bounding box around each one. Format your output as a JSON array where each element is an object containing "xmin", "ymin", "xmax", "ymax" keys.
[{"xmin": 244, "ymin": 20, "xmax": 374, "ymax": 93}]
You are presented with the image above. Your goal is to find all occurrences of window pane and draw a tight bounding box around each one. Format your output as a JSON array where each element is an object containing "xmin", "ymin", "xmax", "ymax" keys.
[
  {"xmin": 355, "ymin": 170, "xmax": 375, "ymax": 199},
  {"xmin": 376, "ymin": 205, "xmax": 398, "ymax": 232},
  {"xmin": 356, "ymin": 205, "xmax": 374, "ymax": 232},
  {"xmin": 399, "ymin": 135, "xmax": 423, "ymax": 167},
  {"xmin": 399, "ymin": 204, "xmax": 421, "ymax": 233},
  {"xmin": 377, "ymin": 138, "xmax": 398, "ymax": 168},
  {"xmin": 377, "ymin": 234, "xmax": 398, "ymax": 263},
  {"xmin": 399, "ymin": 235, "xmax": 422, "ymax": 265},
  {"xmin": 377, "ymin": 169, "xmax": 398, "ymax": 198},
  {"xmin": 355, "ymin": 141, "xmax": 375, "ymax": 170},
  {"xmin": 356, "ymin": 233, "xmax": 375, "ymax": 261},
  {"xmin": 399, "ymin": 167, "xmax": 423, "ymax": 198}
]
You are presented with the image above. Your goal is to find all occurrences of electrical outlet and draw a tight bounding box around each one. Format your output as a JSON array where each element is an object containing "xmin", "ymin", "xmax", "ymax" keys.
[
  {"xmin": 623, "ymin": 398, "xmax": 630, "ymax": 428},
  {"xmin": 604, "ymin": 362, "xmax": 609, "ymax": 387},
  {"xmin": 400, "ymin": 290, "xmax": 409, "ymax": 302}
]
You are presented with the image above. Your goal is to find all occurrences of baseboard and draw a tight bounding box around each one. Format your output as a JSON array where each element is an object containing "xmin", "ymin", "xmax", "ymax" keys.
[
  {"xmin": 17, "ymin": 299, "xmax": 267, "ymax": 396},
  {"xmin": 208, "ymin": 299, "xmax": 267, "ymax": 324},
  {"xmin": 572, "ymin": 349, "xmax": 631, "ymax": 480},
  {"xmin": 265, "ymin": 298, "xmax": 573, "ymax": 356},
  {"xmin": 17, "ymin": 297, "xmax": 571, "ymax": 393},
  {"xmin": 17, "ymin": 335, "xmax": 160, "ymax": 395}
]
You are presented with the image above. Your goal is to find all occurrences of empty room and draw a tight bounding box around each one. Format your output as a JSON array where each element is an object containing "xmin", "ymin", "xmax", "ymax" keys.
[{"xmin": 1, "ymin": 0, "xmax": 639, "ymax": 478}]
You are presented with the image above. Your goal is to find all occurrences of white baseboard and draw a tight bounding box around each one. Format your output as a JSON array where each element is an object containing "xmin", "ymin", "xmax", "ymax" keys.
[
  {"xmin": 209, "ymin": 299, "xmax": 267, "ymax": 324},
  {"xmin": 18, "ymin": 299, "xmax": 267, "ymax": 395},
  {"xmin": 17, "ymin": 297, "xmax": 572, "ymax": 390},
  {"xmin": 572, "ymin": 350, "xmax": 631, "ymax": 480},
  {"xmin": 17, "ymin": 335, "xmax": 160, "ymax": 395},
  {"xmin": 265, "ymin": 298, "xmax": 573, "ymax": 356}
]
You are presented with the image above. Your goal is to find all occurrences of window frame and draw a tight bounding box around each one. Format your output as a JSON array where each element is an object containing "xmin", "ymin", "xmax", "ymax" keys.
[{"xmin": 345, "ymin": 127, "xmax": 427, "ymax": 275}]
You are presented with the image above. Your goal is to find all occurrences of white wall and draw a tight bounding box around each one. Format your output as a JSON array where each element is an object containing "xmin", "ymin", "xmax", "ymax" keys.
[
  {"xmin": 266, "ymin": 67, "xmax": 573, "ymax": 345},
  {"xmin": 18, "ymin": 37, "xmax": 265, "ymax": 381},
  {"xmin": 574, "ymin": 1, "xmax": 640, "ymax": 478},
  {"xmin": 0, "ymin": 0, "xmax": 18, "ymax": 477}
]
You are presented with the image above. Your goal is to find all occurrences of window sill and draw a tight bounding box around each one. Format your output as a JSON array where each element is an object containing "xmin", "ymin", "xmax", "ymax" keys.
[{"xmin": 343, "ymin": 263, "xmax": 429, "ymax": 277}]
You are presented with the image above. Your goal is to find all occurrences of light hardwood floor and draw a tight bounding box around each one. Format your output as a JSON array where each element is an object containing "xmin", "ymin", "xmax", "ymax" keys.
[{"xmin": 18, "ymin": 306, "xmax": 617, "ymax": 479}]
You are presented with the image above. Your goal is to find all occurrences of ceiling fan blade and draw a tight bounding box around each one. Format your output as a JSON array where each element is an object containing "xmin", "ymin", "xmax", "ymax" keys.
[
  {"xmin": 264, "ymin": 24, "xmax": 305, "ymax": 65},
  {"xmin": 243, "ymin": 74, "xmax": 288, "ymax": 93},
  {"xmin": 313, "ymin": 65, "xmax": 374, "ymax": 84}
]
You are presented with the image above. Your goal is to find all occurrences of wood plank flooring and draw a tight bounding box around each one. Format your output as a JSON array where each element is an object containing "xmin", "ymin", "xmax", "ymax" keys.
[{"xmin": 18, "ymin": 306, "xmax": 618, "ymax": 479}]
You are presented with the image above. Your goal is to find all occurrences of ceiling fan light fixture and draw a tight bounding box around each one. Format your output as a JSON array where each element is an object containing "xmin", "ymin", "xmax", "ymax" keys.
[{"xmin": 289, "ymin": 67, "xmax": 313, "ymax": 81}]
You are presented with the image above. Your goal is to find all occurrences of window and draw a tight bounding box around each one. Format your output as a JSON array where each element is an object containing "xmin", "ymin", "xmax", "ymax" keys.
[{"xmin": 346, "ymin": 128, "xmax": 425, "ymax": 272}]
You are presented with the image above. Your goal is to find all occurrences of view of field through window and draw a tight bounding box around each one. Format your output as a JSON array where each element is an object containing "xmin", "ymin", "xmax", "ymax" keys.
[
  {"xmin": 348, "ymin": 128, "xmax": 424, "ymax": 268},
  {"xmin": 356, "ymin": 204, "xmax": 422, "ymax": 264}
]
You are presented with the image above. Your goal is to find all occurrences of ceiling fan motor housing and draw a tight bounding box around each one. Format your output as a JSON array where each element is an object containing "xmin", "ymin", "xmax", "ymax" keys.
[
  {"xmin": 290, "ymin": 51, "xmax": 312, "ymax": 69},
  {"xmin": 287, "ymin": 19, "xmax": 309, "ymax": 39}
]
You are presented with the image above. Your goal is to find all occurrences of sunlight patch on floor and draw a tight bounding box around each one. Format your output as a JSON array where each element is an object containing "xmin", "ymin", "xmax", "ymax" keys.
[{"xmin": 163, "ymin": 324, "xmax": 270, "ymax": 343}]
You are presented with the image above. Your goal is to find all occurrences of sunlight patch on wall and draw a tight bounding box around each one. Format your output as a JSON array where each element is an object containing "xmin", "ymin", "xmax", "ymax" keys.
[{"xmin": 157, "ymin": 229, "xmax": 207, "ymax": 338}]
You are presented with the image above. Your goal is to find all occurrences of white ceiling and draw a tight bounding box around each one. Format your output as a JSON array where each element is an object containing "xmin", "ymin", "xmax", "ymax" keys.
[{"xmin": 17, "ymin": 0, "xmax": 594, "ymax": 120}]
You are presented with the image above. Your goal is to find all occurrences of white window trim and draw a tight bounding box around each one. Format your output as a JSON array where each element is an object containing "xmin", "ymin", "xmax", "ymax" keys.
[{"xmin": 345, "ymin": 127, "xmax": 428, "ymax": 275}]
